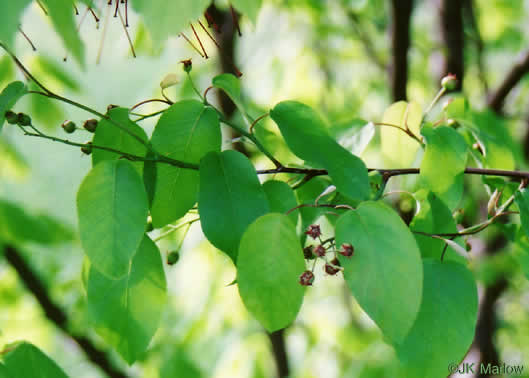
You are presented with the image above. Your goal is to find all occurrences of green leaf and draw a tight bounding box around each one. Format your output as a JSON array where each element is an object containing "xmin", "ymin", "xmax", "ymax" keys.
[
  {"xmin": 2, "ymin": 341, "xmax": 68, "ymax": 378},
  {"xmin": 92, "ymin": 107, "xmax": 148, "ymax": 175},
  {"xmin": 263, "ymin": 180, "xmax": 298, "ymax": 225},
  {"xmin": 161, "ymin": 350, "xmax": 203, "ymax": 378},
  {"xmin": 0, "ymin": 1, "xmax": 32, "ymax": 49},
  {"xmin": 130, "ymin": 0, "xmax": 210, "ymax": 47},
  {"xmin": 77, "ymin": 160, "xmax": 148, "ymax": 278},
  {"xmin": 0, "ymin": 200, "xmax": 73, "ymax": 245},
  {"xmin": 150, "ymin": 100, "xmax": 221, "ymax": 228},
  {"xmin": 212, "ymin": 74, "xmax": 245, "ymax": 114},
  {"xmin": 0, "ymin": 137, "xmax": 28, "ymax": 181},
  {"xmin": 515, "ymin": 188, "xmax": 529, "ymax": 238},
  {"xmin": 87, "ymin": 235, "xmax": 167, "ymax": 364},
  {"xmin": 410, "ymin": 191, "xmax": 465, "ymax": 264},
  {"xmin": 0, "ymin": 81, "xmax": 27, "ymax": 132},
  {"xmin": 380, "ymin": 101, "xmax": 422, "ymax": 167},
  {"xmin": 143, "ymin": 149, "xmax": 157, "ymax": 209},
  {"xmin": 396, "ymin": 259, "xmax": 478, "ymax": 378},
  {"xmin": 459, "ymin": 110, "xmax": 516, "ymax": 170},
  {"xmin": 270, "ymin": 101, "xmax": 369, "ymax": 201},
  {"xmin": 420, "ymin": 125, "xmax": 468, "ymax": 209},
  {"xmin": 199, "ymin": 150, "xmax": 269, "ymax": 262},
  {"xmin": 237, "ymin": 214, "xmax": 306, "ymax": 332},
  {"xmin": 231, "ymin": 0, "xmax": 263, "ymax": 23},
  {"xmin": 40, "ymin": 0, "xmax": 85, "ymax": 66},
  {"xmin": 335, "ymin": 201, "xmax": 423, "ymax": 344}
]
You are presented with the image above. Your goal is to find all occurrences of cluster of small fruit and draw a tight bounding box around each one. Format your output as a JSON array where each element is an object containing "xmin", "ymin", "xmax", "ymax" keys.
[{"xmin": 299, "ymin": 224, "xmax": 354, "ymax": 286}]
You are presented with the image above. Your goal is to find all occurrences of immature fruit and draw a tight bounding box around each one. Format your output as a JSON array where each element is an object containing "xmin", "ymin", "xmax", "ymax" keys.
[
  {"xmin": 305, "ymin": 224, "xmax": 321, "ymax": 239},
  {"xmin": 61, "ymin": 120, "xmax": 76, "ymax": 133},
  {"xmin": 167, "ymin": 250, "xmax": 180, "ymax": 265},
  {"xmin": 5, "ymin": 110, "xmax": 18, "ymax": 125},
  {"xmin": 83, "ymin": 119, "xmax": 98, "ymax": 133},
  {"xmin": 146, "ymin": 216, "xmax": 154, "ymax": 232},
  {"xmin": 17, "ymin": 113, "xmax": 31, "ymax": 126},
  {"xmin": 299, "ymin": 270, "xmax": 314, "ymax": 286},
  {"xmin": 181, "ymin": 59, "xmax": 192, "ymax": 73},
  {"xmin": 81, "ymin": 142, "xmax": 92, "ymax": 155},
  {"xmin": 339, "ymin": 243, "xmax": 354, "ymax": 257},
  {"xmin": 330, "ymin": 257, "xmax": 341, "ymax": 267},
  {"xmin": 313, "ymin": 244, "xmax": 326, "ymax": 257},
  {"xmin": 441, "ymin": 73, "xmax": 458, "ymax": 91},
  {"xmin": 324, "ymin": 263, "xmax": 339, "ymax": 276}
]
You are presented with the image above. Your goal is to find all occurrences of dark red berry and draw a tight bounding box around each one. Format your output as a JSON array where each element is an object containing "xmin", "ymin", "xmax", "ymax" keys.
[
  {"xmin": 313, "ymin": 244, "xmax": 326, "ymax": 257},
  {"xmin": 330, "ymin": 257, "xmax": 341, "ymax": 267},
  {"xmin": 324, "ymin": 263, "xmax": 339, "ymax": 275},
  {"xmin": 83, "ymin": 119, "xmax": 98, "ymax": 133},
  {"xmin": 303, "ymin": 245, "xmax": 315, "ymax": 260},
  {"xmin": 305, "ymin": 224, "xmax": 321, "ymax": 239},
  {"xmin": 339, "ymin": 243, "xmax": 354, "ymax": 257},
  {"xmin": 299, "ymin": 270, "xmax": 314, "ymax": 286}
]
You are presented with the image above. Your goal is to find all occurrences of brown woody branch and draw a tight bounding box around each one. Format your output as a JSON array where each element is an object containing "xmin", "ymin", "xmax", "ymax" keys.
[
  {"xmin": 487, "ymin": 49, "xmax": 529, "ymax": 113},
  {"xmin": 438, "ymin": 0, "xmax": 465, "ymax": 91},
  {"xmin": 3, "ymin": 245, "xmax": 127, "ymax": 378},
  {"xmin": 389, "ymin": 0, "xmax": 414, "ymax": 101}
]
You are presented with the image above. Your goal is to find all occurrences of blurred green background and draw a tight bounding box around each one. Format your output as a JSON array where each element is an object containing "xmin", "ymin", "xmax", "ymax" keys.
[{"xmin": 2, "ymin": 0, "xmax": 529, "ymax": 377}]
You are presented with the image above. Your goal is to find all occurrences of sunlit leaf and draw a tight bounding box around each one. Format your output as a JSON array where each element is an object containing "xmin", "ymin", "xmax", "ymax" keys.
[
  {"xmin": 271, "ymin": 101, "xmax": 369, "ymax": 200},
  {"xmin": 87, "ymin": 236, "xmax": 167, "ymax": 364},
  {"xmin": 77, "ymin": 160, "xmax": 148, "ymax": 278},
  {"xmin": 150, "ymin": 100, "xmax": 221, "ymax": 228},
  {"xmin": 396, "ymin": 259, "xmax": 478, "ymax": 378},
  {"xmin": 237, "ymin": 214, "xmax": 305, "ymax": 332},
  {"xmin": 0, "ymin": 81, "xmax": 27, "ymax": 132},
  {"xmin": 0, "ymin": 1, "xmax": 32, "ymax": 49},
  {"xmin": 335, "ymin": 201, "xmax": 423, "ymax": 344},
  {"xmin": 199, "ymin": 150, "xmax": 269, "ymax": 262},
  {"xmin": 2, "ymin": 341, "xmax": 68, "ymax": 378}
]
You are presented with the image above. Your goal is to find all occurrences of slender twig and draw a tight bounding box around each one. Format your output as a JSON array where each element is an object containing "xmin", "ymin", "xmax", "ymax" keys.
[
  {"xmin": 186, "ymin": 72, "xmax": 204, "ymax": 101},
  {"xmin": 154, "ymin": 218, "xmax": 200, "ymax": 242},
  {"xmin": 374, "ymin": 122, "xmax": 422, "ymax": 144},
  {"xmin": 198, "ymin": 20, "xmax": 220, "ymax": 48},
  {"xmin": 130, "ymin": 98, "xmax": 172, "ymax": 112},
  {"xmin": 249, "ymin": 113, "xmax": 269, "ymax": 134},
  {"xmin": 190, "ymin": 23, "xmax": 208, "ymax": 58},
  {"xmin": 180, "ymin": 32, "xmax": 205, "ymax": 58},
  {"xmin": 18, "ymin": 26, "xmax": 36, "ymax": 51},
  {"xmin": 117, "ymin": 8, "xmax": 135, "ymax": 57}
]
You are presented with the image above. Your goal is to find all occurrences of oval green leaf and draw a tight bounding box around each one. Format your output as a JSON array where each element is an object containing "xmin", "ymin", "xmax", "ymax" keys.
[
  {"xmin": 77, "ymin": 160, "xmax": 148, "ymax": 278},
  {"xmin": 237, "ymin": 213, "xmax": 306, "ymax": 332},
  {"xmin": 150, "ymin": 100, "xmax": 221, "ymax": 228},
  {"xmin": 410, "ymin": 190, "xmax": 465, "ymax": 264},
  {"xmin": 270, "ymin": 101, "xmax": 369, "ymax": 201},
  {"xmin": 92, "ymin": 107, "xmax": 148, "ymax": 175},
  {"xmin": 2, "ymin": 341, "xmax": 68, "ymax": 378},
  {"xmin": 335, "ymin": 201, "xmax": 423, "ymax": 344},
  {"xmin": 87, "ymin": 235, "xmax": 167, "ymax": 365},
  {"xmin": 516, "ymin": 188, "xmax": 529, "ymax": 238},
  {"xmin": 199, "ymin": 150, "xmax": 269, "ymax": 262},
  {"xmin": 420, "ymin": 125, "xmax": 468, "ymax": 209},
  {"xmin": 396, "ymin": 259, "xmax": 478, "ymax": 378},
  {"xmin": 263, "ymin": 180, "xmax": 298, "ymax": 225},
  {"xmin": 212, "ymin": 73, "xmax": 245, "ymax": 114}
]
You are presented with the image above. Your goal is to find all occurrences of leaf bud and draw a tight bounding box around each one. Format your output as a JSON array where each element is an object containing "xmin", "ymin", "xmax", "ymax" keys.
[{"xmin": 441, "ymin": 73, "xmax": 458, "ymax": 91}]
